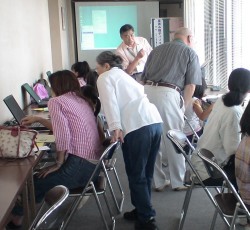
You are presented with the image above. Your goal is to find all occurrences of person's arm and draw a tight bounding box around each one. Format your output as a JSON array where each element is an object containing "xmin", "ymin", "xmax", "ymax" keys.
[
  {"xmin": 38, "ymin": 150, "xmax": 66, "ymax": 178},
  {"xmin": 193, "ymin": 99, "xmax": 214, "ymax": 121},
  {"xmin": 21, "ymin": 115, "xmax": 52, "ymax": 130},
  {"xmin": 183, "ymin": 84, "xmax": 196, "ymax": 109},
  {"xmin": 112, "ymin": 129, "xmax": 124, "ymax": 143},
  {"xmin": 125, "ymin": 49, "xmax": 145, "ymax": 75}
]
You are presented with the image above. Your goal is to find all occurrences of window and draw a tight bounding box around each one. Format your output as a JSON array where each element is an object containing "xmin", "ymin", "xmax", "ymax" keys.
[{"xmin": 185, "ymin": 0, "xmax": 250, "ymax": 90}]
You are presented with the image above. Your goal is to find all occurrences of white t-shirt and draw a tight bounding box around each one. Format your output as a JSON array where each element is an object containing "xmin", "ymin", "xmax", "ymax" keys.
[
  {"xmin": 191, "ymin": 97, "xmax": 243, "ymax": 180},
  {"xmin": 183, "ymin": 97, "xmax": 203, "ymax": 136}
]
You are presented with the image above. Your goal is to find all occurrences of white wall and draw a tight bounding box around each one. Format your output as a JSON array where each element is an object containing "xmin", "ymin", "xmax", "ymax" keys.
[
  {"xmin": 48, "ymin": 0, "xmax": 73, "ymax": 72},
  {"xmin": 0, "ymin": 0, "xmax": 52, "ymax": 124}
]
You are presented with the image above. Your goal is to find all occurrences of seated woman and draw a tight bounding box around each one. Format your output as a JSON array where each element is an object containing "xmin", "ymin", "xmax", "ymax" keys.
[
  {"xmin": 8, "ymin": 70, "xmax": 103, "ymax": 228},
  {"xmin": 191, "ymin": 68, "xmax": 250, "ymax": 188},
  {"xmin": 21, "ymin": 85, "xmax": 100, "ymax": 131},
  {"xmin": 71, "ymin": 61, "xmax": 90, "ymax": 86},
  {"xmin": 184, "ymin": 77, "xmax": 214, "ymax": 143},
  {"xmin": 235, "ymin": 101, "xmax": 250, "ymax": 210}
]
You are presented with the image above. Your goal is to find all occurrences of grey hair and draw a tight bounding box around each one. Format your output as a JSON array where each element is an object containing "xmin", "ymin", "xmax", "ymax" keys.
[
  {"xmin": 174, "ymin": 27, "xmax": 193, "ymax": 38},
  {"xmin": 96, "ymin": 51, "xmax": 123, "ymax": 69}
]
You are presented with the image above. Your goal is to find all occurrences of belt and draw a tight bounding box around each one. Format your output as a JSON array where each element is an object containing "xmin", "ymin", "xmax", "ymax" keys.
[
  {"xmin": 132, "ymin": 72, "xmax": 142, "ymax": 76},
  {"xmin": 145, "ymin": 81, "xmax": 181, "ymax": 93}
]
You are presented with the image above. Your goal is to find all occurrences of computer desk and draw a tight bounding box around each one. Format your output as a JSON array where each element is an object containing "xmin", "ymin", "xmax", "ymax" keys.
[
  {"xmin": 0, "ymin": 105, "xmax": 51, "ymax": 229},
  {"xmin": 0, "ymin": 151, "xmax": 45, "ymax": 229}
]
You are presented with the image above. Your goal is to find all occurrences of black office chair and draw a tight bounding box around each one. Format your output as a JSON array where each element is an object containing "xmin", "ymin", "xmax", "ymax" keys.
[
  {"xmin": 29, "ymin": 185, "xmax": 69, "ymax": 230},
  {"xmin": 60, "ymin": 142, "xmax": 119, "ymax": 230},
  {"xmin": 198, "ymin": 149, "xmax": 250, "ymax": 230},
  {"xmin": 167, "ymin": 130, "xmax": 228, "ymax": 230}
]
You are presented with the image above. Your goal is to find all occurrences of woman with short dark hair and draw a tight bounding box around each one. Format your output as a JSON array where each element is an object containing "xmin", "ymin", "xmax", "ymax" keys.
[{"xmin": 71, "ymin": 61, "xmax": 91, "ymax": 86}]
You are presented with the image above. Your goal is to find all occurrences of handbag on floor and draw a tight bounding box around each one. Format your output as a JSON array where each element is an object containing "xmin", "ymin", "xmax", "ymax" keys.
[{"xmin": 0, "ymin": 126, "xmax": 38, "ymax": 158}]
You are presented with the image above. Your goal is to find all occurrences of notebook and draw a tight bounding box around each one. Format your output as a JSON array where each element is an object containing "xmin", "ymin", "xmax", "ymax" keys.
[
  {"xmin": 3, "ymin": 95, "xmax": 49, "ymax": 130},
  {"xmin": 22, "ymin": 83, "xmax": 48, "ymax": 108}
]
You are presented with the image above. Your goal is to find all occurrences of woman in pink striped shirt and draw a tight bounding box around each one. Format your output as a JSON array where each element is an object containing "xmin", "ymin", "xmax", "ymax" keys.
[
  {"xmin": 35, "ymin": 70, "xmax": 103, "ymax": 198},
  {"xmin": 9, "ymin": 70, "xmax": 103, "ymax": 228}
]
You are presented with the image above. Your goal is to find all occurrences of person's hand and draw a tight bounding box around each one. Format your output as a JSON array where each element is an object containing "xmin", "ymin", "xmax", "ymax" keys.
[
  {"xmin": 111, "ymin": 129, "xmax": 124, "ymax": 143},
  {"xmin": 21, "ymin": 115, "xmax": 39, "ymax": 126},
  {"xmin": 137, "ymin": 49, "xmax": 145, "ymax": 59},
  {"xmin": 37, "ymin": 164, "xmax": 61, "ymax": 178}
]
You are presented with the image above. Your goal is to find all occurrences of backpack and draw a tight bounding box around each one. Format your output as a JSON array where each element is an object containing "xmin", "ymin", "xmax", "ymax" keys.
[{"xmin": 33, "ymin": 79, "xmax": 51, "ymax": 99}]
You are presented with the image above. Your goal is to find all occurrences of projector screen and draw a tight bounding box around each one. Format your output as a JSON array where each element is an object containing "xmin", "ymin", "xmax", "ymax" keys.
[
  {"xmin": 79, "ymin": 5, "xmax": 137, "ymax": 50},
  {"xmin": 75, "ymin": 1, "xmax": 159, "ymax": 68}
]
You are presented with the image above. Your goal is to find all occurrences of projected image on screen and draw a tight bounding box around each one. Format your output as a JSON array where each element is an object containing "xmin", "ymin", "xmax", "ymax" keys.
[{"xmin": 79, "ymin": 5, "xmax": 137, "ymax": 50}]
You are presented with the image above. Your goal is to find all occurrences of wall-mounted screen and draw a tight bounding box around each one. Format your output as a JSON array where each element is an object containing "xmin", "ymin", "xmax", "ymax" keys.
[
  {"xmin": 79, "ymin": 5, "xmax": 137, "ymax": 50},
  {"xmin": 75, "ymin": 1, "xmax": 159, "ymax": 68}
]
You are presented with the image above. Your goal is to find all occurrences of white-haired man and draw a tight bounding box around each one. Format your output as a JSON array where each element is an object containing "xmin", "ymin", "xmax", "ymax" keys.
[{"xmin": 142, "ymin": 27, "xmax": 202, "ymax": 191}]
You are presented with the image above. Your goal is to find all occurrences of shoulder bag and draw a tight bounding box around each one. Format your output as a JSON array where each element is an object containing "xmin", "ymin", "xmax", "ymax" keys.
[{"xmin": 0, "ymin": 126, "xmax": 38, "ymax": 158}]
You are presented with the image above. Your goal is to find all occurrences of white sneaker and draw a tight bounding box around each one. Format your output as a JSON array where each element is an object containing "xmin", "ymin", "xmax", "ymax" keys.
[
  {"xmin": 237, "ymin": 216, "xmax": 248, "ymax": 226},
  {"xmin": 77, "ymin": 196, "xmax": 90, "ymax": 210},
  {"xmin": 155, "ymin": 180, "xmax": 170, "ymax": 192},
  {"xmin": 173, "ymin": 186, "xmax": 188, "ymax": 191}
]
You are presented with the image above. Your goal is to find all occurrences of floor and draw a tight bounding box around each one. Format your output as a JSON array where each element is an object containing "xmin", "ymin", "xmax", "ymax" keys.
[{"xmin": 62, "ymin": 147, "xmax": 246, "ymax": 230}]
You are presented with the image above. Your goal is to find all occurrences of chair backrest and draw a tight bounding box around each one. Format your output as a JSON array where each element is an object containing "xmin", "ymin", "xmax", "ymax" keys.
[
  {"xmin": 167, "ymin": 129, "xmax": 203, "ymax": 183},
  {"xmin": 198, "ymin": 149, "xmax": 223, "ymax": 180},
  {"xmin": 78, "ymin": 141, "xmax": 119, "ymax": 196},
  {"xmin": 184, "ymin": 115, "xmax": 200, "ymax": 141},
  {"xmin": 167, "ymin": 129, "xmax": 195, "ymax": 154},
  {"xmin": 198, "ymin": 149, "xmax": 250, "ymax": 216},
  {"xmin": 103, "ymin": 141, "xmax": 120, "ymax": 161},
  {"xmin": 31, "ymin": 185, "xmax": 69, "ymax": 229}
]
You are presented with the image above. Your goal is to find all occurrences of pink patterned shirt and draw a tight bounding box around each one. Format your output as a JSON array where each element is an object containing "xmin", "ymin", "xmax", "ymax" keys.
[
  {"xmin": 48, "ymin": 92, "xmax": 102, "ymax": 160},
  {"xmin": 235, "ymin": 135, "xmax": 250, "ymax": 205}
]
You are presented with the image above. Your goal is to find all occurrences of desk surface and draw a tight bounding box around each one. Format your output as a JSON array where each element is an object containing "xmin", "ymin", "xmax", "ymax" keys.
[{"xmin": 0, "ymin": 153, "xmax": 43, "ymax": 229}]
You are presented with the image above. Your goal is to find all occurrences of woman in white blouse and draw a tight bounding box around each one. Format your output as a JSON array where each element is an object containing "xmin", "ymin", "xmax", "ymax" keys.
[
  {"xmin": 96, "ymin": 51, "xmax": 162, "ymax": 230},
  {"xmin": 191, "ymin": 68, "xmax": 250, "ymax": 188}
]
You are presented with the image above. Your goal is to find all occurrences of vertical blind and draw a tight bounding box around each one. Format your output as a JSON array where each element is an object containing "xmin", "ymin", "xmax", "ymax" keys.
[
  {"xmin": 203, "ymin": 0, "xmax": 228, "ymax": 89},
  {"xmin": 190, "ymin": 0, "xmax": 247, "ymax": 90}
]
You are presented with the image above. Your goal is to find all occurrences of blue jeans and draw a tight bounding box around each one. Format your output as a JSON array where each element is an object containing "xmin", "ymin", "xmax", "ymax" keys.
[
  {"xmin": 122, "ymin": 123, "xmax": 162, "ymax": 222},
  {"xmin": 12, "ymin": 154, "xmax": 98, "ymax": 216}
]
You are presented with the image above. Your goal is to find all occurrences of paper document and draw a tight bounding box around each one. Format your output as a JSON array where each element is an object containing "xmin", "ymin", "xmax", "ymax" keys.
[
  {"xmin": 36, "ymin": 134, "xmax": 55, "ymax": 143},
  {"xmin": 32, "ymin": 107, "xmax": 49, "ymax": 112},
  {"xmin": 38, "ymin": 146, "xmax": 50, "ymax": 151}
]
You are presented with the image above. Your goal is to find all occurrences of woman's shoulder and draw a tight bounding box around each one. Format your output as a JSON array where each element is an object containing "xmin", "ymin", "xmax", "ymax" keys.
[{"xmin": 50, "ymin": 92, "xmax": 83, "ymax": 105}]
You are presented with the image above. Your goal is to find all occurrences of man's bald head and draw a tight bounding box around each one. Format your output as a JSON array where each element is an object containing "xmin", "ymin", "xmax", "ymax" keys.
[{"xmin": 174, "ymin": 27, "xmax": 194, "ymax": 47}]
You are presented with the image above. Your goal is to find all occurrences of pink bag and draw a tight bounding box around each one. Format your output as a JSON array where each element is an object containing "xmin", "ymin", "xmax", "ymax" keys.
[{"xmin": 33, "ymin": 83, "xmax": 49, "ymax": 99}]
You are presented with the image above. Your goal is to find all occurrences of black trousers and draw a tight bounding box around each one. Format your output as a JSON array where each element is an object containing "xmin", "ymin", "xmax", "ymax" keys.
[{"xmin": 202, "ymin": 154, "xmax": 238, "ymax": 190}]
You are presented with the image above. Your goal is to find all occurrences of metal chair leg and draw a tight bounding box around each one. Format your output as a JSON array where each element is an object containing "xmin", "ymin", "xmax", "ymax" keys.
[
  {"xmin": 102, "ymin": 161, "xmax": 124, "ymax": 213},
  {"xmin": 178, "ymin": 179, "xmax": 195, "ymax": 230},
  {"xmin": 91, "ymin": 182, "xmax": 110, "ymax": 230}
]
